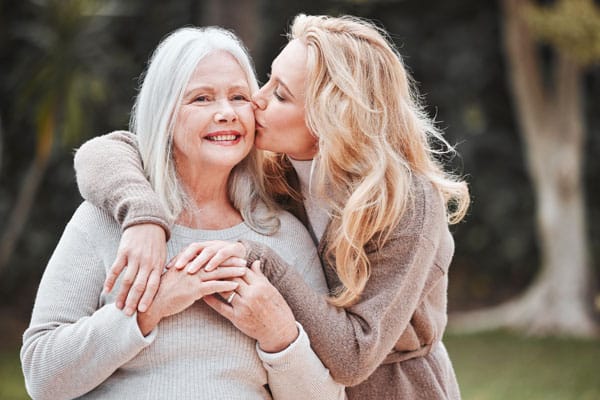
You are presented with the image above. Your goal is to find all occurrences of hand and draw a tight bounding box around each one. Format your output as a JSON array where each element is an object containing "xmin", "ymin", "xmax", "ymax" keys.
[
  {"xmin": 104, "ymin": 223, "xmax": 167, "ymax": 316},
  {"xmin": 168, "ymin": 240, "xmax": 247, "ymax": 274},
  {"xmin": 137, "ymin": 264, "xmax": 247, "ymax": 336},
  {"xmin": 204, "ymin": 261, "xmax": 299, "ymax": 353}
]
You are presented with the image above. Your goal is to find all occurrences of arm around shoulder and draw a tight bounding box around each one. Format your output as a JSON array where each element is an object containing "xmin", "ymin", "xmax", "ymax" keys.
[{"xmin": 73, "ymin": 130, "xmax": 171, "ymax": 238}]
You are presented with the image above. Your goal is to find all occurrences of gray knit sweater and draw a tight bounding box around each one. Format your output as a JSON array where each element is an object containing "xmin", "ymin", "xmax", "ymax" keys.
[{"xmin": 21, "ymin": 202, "xmax": 345, "ymax": 400}]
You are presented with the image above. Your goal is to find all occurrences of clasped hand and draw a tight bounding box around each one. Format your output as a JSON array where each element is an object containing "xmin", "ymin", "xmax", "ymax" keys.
[{"xmin": 106, "ymin": 228, "xmax": 298, "ymax": 351}]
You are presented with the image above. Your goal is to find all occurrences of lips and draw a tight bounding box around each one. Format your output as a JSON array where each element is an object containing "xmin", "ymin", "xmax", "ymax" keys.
[{"xmin": 204, "ymin": 131, "xmax": 242, "ymax": 143}]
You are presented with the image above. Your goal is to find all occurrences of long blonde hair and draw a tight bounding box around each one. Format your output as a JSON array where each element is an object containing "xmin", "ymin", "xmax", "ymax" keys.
[{"xmin": 278, "ymin": 14, "xmax": 470, "ymax": 307}]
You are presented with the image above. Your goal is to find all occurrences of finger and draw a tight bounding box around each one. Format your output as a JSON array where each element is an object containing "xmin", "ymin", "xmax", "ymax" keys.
[
  {"xmin": 174, "ymin": 242, "xmax": 206, "ymax": 269},
  {"xmin": 228, "ymin": 276, "xmax": 249, "ymax": 295},
  {"xmin": 224, "ymin": 291, "xmax": 238, "ymax": 305},
  {"xmin": 200, "ymin": 267, "xmax": 247, "ymax": 282},
  {"xmin": 200, "ymin": 281, "xmax": 239, "ymax": 297},
  {"xmin": 124, "ymin": 266, "xmax": 151, "ymax": 316},
  {"xmin": 165, "ymin": 255, "xmax": 177, "ymax": 270},
  {"xmin": 241, "ymin": 260, "xmax": 262, "ymax": 284},
  {"xmin": 251, "ymin": 260, "xmax": 262, "ymax": 274},
  {"xmin": 104, "ymin": 253, "xmax": 127, "ymax": 294},
  {"xmin": 186, "ymin": 247, "xmax": 218, "ymax": 274},
  {"xmin": 138, "ymin": 268, "xmax": 161, "ymax": 312},
  {"xmin": 220, "ymin": 290, "xmax": 235, "ymax": 303},
  {"xmin": 204, "ymin": 243, "xmax": 245, "ymax": 271},
  {"xmin": 115, "ymin": 262, "xmax": 138, "ymax": 310},
  {"xmin": 218, "ymin": 257, "xmax": 247, "ymax": 268},
  {"xmin": 203, "ymin": 295, "xmax": 236, "ymax": 320}
]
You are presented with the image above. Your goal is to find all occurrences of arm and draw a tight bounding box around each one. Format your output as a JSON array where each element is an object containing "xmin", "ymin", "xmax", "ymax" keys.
[
  {"xmin": 20, "ymin": 210, "xmax": 156, "ymax": 400},
  {"xmin": 201, "ymin": 216, "xmax": 345, "ymax": 399},
  {"xmin": 241, "ymin": 180, "xmax": 448, "ymax": 386},
  {"xmin": 20, "ymin": 207, "xmax": 247, "ymax": 400},
  {"xmin": 258, "ymin": 323, "xmax": 346, "ymax": 400},
  {"xmin": 73, "ymin": 130, "xmax": 170, "ymax": 235},
  {"xmin": 73, "ymin": 131, "xmax": 170, "ymax": 314},
  {"xmin": 205, "ymin": 262, "xmax": 346, "ymax": 400}
]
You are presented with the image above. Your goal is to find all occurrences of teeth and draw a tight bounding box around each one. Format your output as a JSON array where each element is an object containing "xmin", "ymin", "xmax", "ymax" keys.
[{"xmin": 207, "ymin": 135, "xmax": 237, "ymax": 141}]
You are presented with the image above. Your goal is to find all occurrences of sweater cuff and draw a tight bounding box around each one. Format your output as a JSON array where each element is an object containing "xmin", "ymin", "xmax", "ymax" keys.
[
  {"xmin": 239, "ymin": 239, "xmax": 288, "ymax": 283},
  {"xmin": 116, "ymin": 196, "xmax": 172, "ymax": 241},
  {"xmin": 109, "ymin": 303, "xmax": 158, "ymax": 346},
  {"xmin": 256, "ymin": 322, "xmax": 308, "ymax": 371}
]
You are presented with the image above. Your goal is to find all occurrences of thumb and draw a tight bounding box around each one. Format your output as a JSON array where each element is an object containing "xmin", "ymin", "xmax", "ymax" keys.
[{"xmin": 250, "ymin": 260, "xmax": 263, "ymax": 275}]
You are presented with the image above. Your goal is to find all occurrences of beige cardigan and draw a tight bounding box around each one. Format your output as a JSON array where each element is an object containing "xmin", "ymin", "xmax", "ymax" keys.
[{"xmin": 74, "ymin": 131, "xmax": 461, "ymax": 399}]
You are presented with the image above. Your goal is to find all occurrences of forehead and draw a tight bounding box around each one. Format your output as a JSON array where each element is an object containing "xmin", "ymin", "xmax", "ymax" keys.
[
  {"xmin": 189, "ymin": 50, "xmax": 249, "ymax": 87},
  {"xmin": 272, "ymin": 39, "xmax": 307, "ymax": 84}
]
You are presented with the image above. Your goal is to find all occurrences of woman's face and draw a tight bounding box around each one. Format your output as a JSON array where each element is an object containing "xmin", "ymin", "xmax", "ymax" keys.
[
  {"xmin": 253, "ymin": 39, "xmax": 318, "ymax": 160},
  {"xmin": 173, "ymin": 51, "xmax": 254, "ymax": 175}
]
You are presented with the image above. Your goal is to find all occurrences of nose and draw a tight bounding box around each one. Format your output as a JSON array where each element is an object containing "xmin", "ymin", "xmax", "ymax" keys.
[
  {"xmin": 252, "ymin": 89, "xmax": 267, "ymax": 110},
  {"xmin": 214, "ymin": 100, "xmax": 237, "ymax": 123}
]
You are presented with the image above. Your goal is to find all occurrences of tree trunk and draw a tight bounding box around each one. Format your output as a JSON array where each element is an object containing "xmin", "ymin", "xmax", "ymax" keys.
[
  {"xmin": 450, "ymin": 0, "xmax": 597, "ymax": 337},
  {"xmin": 0, "ymin": 110, "xmax": 54, "ymax": 276}
]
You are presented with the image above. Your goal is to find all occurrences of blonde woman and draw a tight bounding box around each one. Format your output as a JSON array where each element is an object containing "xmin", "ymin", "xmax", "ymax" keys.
[
  {"xmin": 74, "ymin": 15, "xmax": 469, "ymax": 399},
  {"xmin": 21, "ymin": 26, "xmax": 345, "ymax": 400}
]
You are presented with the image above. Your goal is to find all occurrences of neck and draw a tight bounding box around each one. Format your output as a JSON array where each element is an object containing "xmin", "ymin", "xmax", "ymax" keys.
[{"xmin": 176, "ymin": 165, "xmax": 242, "ymax": 230}]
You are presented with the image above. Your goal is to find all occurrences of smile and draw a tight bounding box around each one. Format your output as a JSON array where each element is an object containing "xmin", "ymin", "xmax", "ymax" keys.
[{"xmin": 206, "ymin": 134, "xmax": 239, "ymax": 141}]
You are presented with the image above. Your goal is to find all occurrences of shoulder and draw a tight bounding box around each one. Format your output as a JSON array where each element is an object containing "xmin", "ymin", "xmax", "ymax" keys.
[
  {"xmin": 269, "ymin": 209, "xmax": 316, "ymax": 252},
  {"xmin": 67, "ymin": 201, "xmax": 121, "ymax": 240},
  {"xmin": 388, "ymin": 173, "xmax": 447, "ymax": 243},
  {"xmin": 244, "ymin": 208, "xmax": 317, "ymax": 263}
]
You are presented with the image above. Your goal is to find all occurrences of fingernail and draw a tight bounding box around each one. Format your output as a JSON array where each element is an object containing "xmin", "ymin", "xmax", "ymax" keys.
[
  {"xmin": 138, "ymin": 304, "xmax": 147, "ymax": 312},
  {"xmin": 116, "ymin": 301, "xmax": 124, "ymax": 309},
  {"xmin": 124, "ymin": 307, "xmax": 134, "ymax": 316}
]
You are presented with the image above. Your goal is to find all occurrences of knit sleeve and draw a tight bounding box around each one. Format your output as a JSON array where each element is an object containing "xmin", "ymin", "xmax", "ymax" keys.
[
  {"xmin": 241, "ymin": 178, "xmax": 449, "ymax": 386},
  {"xmin": 257, "ymin": 322, "xmax": 346, "ymax": 400},
  {"xmin": 73, "ymin": 130, "xmax": 171, "ymax": 239},
  {"xmin": 20, "ymin": 206, "xmax": 157, "ymax": 400}
]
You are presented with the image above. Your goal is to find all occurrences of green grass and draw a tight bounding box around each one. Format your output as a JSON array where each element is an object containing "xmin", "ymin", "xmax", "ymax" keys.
[
  {"xmin": 0, "ymin": 349, "xmax": 27, "ymax": 400},
  {"xmin": 2, "ymin": 332, "xmax": 599, "ymax": 399},
  {"xmin": 445, "ymin": 331, "xmax": 600, "ymax": 400}
]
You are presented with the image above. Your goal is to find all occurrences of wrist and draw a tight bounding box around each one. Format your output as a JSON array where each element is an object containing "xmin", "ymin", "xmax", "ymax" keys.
[
  {"xmin": 258, "ymin": 321, "xmax": 299, "ymax": 353},
  {"xmin": 137, "ymin": 307, "xmax": 161, "ymax": 336}
]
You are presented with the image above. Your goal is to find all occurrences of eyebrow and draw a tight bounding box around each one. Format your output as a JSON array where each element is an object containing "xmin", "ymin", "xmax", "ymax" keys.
[{"xmin": 184, "ymin": 84, "xmax": 250, "ymax": 97}]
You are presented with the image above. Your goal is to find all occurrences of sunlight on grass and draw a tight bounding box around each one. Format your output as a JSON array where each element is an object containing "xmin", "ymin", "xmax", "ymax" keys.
[
  {"xmin": 445, "ymin": 331, "xmax": 600, "ymax": 400},
  {"xmin": 1, "ymin": 331, "xmax": 598, "ymax": 399}
]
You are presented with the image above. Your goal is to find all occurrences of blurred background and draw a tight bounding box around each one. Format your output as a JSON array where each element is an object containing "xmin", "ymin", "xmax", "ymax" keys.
[{"xmin": 1, "ymin": 0, "xmax": 599, "ymax": 399}]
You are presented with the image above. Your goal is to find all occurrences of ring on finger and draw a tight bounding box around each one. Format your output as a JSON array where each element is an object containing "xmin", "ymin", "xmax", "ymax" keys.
[{"xmin": 226, "ymin": 292, "xmax": 237, "ymax": 304}]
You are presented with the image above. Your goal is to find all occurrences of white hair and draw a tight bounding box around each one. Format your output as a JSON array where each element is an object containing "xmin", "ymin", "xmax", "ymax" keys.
[{"xmin": 130, "ymin": 26, "xmax": 279, "ymax": 234}]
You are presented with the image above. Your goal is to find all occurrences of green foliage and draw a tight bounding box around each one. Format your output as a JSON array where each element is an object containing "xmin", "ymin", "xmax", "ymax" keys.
[
  {"xmin": 13, "ymin": 0, "xmax": 113, "ymax": 151},
  {"xmin": 525, "ymin": 0, "xmax": 600, "ymax": 66},
  {"xmin": 445, "ymin": 331, "xmax": 600, "ymax": 400}
]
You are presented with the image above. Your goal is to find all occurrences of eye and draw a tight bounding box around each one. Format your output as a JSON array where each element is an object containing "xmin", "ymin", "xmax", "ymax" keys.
[
  {"xmin": 231, "ymin": 94, "xmax": 250, "ymax": 102},
  {"xmin": 273, "ymin": 89, "xmax": 284, "ymax": 101},
  {"xmin": 194, "ymin": 95, "xmax": 211, "ymax": 102}
]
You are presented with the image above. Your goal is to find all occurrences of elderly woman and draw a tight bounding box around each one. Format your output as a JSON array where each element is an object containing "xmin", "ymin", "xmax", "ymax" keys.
[{"xmin": 20, "ymin": 26, "xmax": 345, "ymax": 400}]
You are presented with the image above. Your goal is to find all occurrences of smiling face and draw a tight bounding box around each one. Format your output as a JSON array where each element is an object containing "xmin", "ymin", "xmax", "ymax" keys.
[
  {"xmin": 253, "ymin": 39, "xmax": 317, "ymax": 160},
  {"xmin": 172, "ymin": 51, "xmax": 255, "ymax": 178}
]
